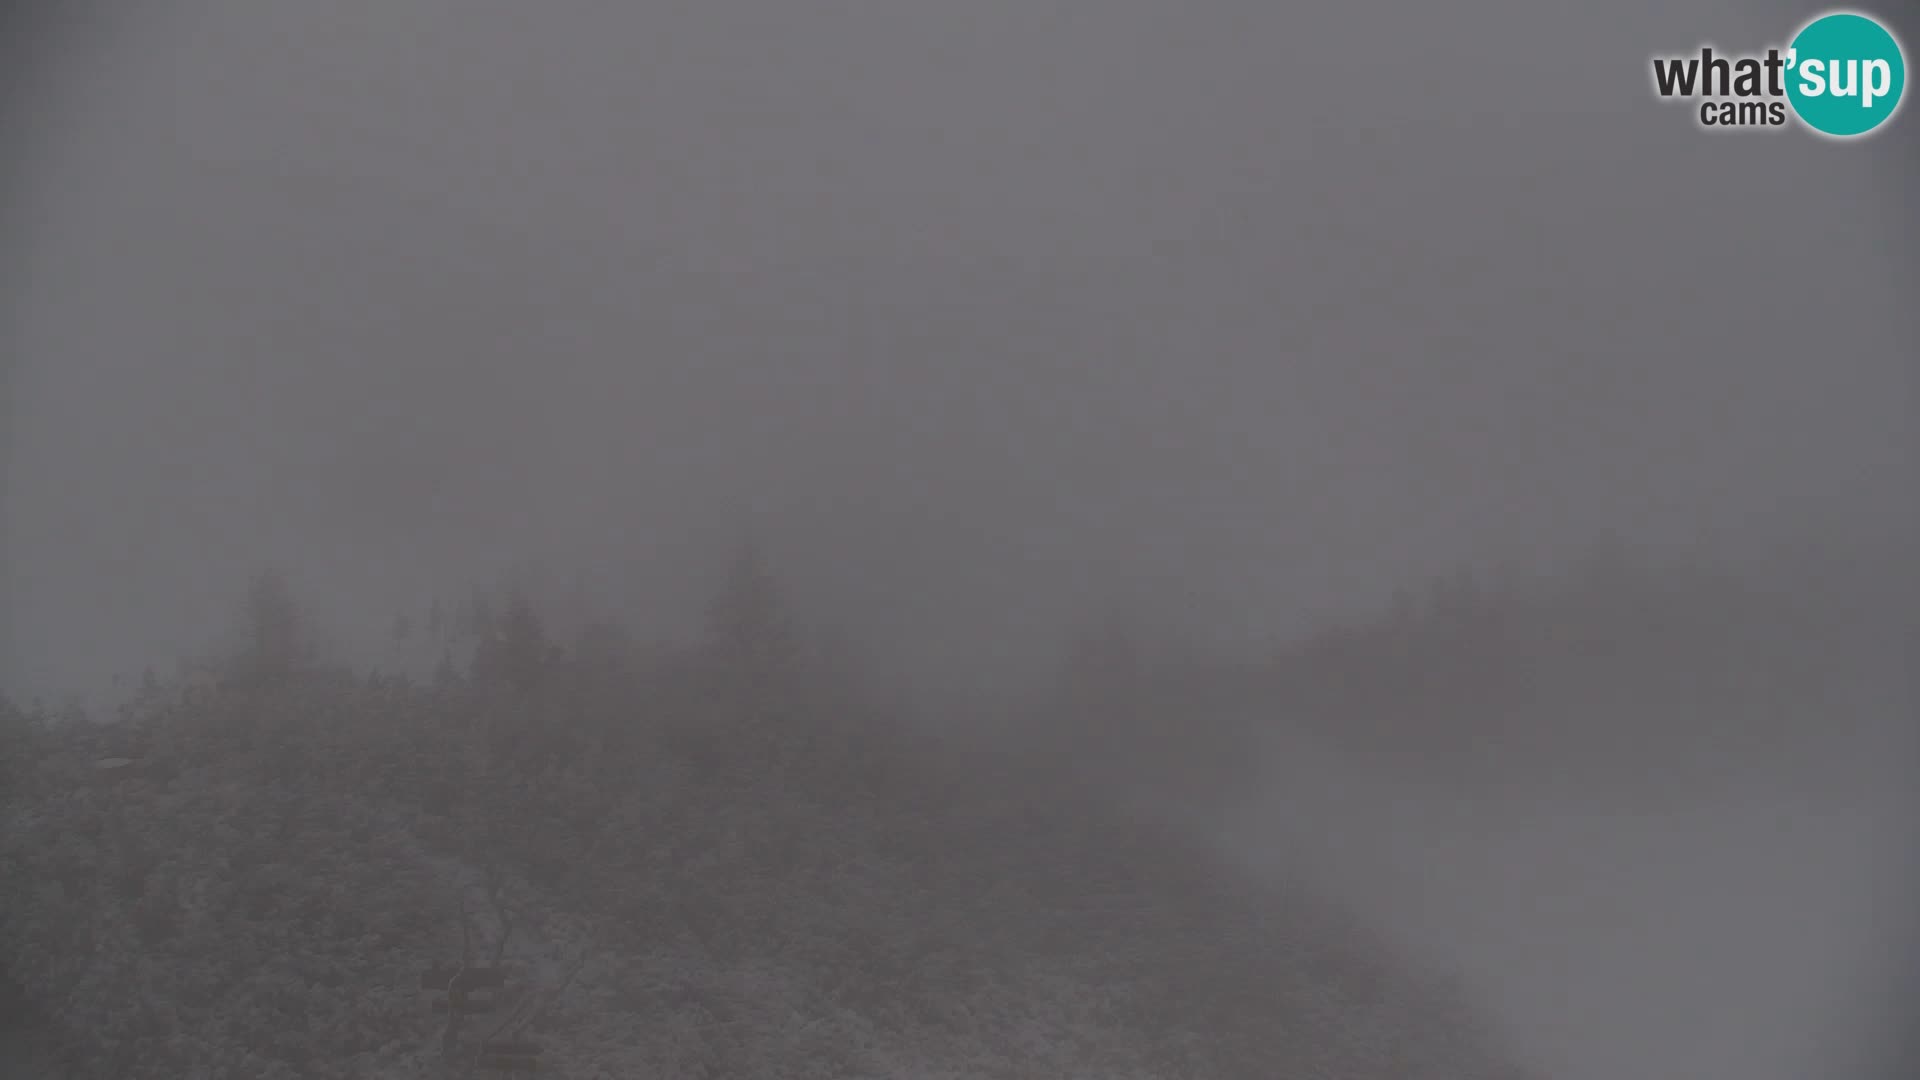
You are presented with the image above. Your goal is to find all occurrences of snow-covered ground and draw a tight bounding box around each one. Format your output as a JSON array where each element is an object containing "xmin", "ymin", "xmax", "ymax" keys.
[
  {"xmin": 1217, "ymin": 725, "xmax": 1916, "ymax": 1080},
  {"xmin": 0, "ymin": 1021, "xmax": 53, "ymax": 1079}
]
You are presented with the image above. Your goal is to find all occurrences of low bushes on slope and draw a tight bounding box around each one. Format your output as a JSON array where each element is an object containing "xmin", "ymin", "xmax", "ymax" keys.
[{"xmin": 2, "ymin": 657, "xmax": 1542, "ymax": 1079}]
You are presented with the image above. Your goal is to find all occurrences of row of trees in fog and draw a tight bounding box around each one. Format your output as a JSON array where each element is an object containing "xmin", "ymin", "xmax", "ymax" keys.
[
  {"xmin": 9, "ymin": 531, "xmax": 1889, "ymax": 821},
  {"xmin": 22, "ymin": 535, "xmax": 1869, "ymax": 806}
]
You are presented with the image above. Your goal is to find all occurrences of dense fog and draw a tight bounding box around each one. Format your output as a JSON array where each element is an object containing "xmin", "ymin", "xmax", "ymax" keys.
[{"xmin": 3, "ymin": 2, "xmax": 1915, "ymax": 1078}]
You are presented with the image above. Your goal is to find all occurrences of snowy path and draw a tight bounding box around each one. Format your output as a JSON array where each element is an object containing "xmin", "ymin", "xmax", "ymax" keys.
[{"xmin": 1215, "ymin": 735, "xmax": 1916, "ymax": 1080}]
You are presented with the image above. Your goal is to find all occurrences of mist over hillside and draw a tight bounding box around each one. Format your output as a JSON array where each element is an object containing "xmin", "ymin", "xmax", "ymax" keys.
[
  {"xmin": 4, "ymin": 542, "xmax": 1914, "ymax": 1077},
  {"xmin": 3, "ymin": 560, "xmax": 1558, "ymax": 1079},
  {"xmin": 4, "ymin": 1, "xmax": 1915, "ymax": 1078}
]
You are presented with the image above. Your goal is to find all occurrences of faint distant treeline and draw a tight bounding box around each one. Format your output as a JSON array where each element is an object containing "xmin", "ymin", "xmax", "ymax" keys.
[
  {"xmin": 988, "ymin": 543, "xmax": 1911, "ymax": 806},
  {"xmin": 12, "ymin": 537, "xmax": 1905, "ymax": 814}
]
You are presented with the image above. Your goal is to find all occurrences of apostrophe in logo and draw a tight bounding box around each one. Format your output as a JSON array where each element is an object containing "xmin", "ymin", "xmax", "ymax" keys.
[
  {"xmin": 1784, "ymin": 11, "xmax": 1906, "ymax": 137},
  {"xmin": 1649, "ymin": 9, "xmax": 1906, "ymax": 139}
]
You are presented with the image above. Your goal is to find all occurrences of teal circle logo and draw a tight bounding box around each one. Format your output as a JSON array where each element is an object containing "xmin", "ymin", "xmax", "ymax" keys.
[{"xmin": 1786, "ymin": 11, "xmax": 1906, "ymax": 137}]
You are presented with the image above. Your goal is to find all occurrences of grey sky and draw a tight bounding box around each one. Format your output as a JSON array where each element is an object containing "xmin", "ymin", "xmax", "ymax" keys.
[{"xmin": 3, "ymin": 0, "xmax": 1915, "ymax": 696}]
